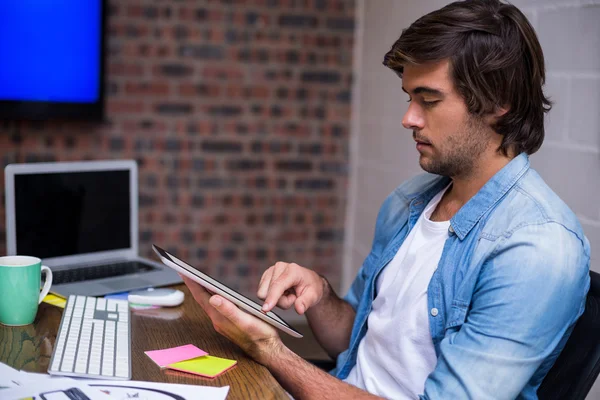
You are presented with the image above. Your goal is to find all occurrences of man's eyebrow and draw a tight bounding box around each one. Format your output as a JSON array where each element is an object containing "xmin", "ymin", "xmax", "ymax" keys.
[{"xmin": 401, "ymin": 86, "xmax": 445, "ymax": 96}]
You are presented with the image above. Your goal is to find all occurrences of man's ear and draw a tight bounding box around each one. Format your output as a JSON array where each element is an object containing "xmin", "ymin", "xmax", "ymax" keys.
[
  {"xmin": 485, "ymin": 105, "xmax": 509, "ymax": 125},
  {"xmin": 495, "ymin": 105, "xmax": 509, "ymax": 118}
]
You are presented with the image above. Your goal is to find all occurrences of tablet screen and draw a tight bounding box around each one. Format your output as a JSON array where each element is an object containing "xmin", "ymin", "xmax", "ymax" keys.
[{"xmin": 154, "ymin": 245, "xmax": 290, "ymax": 328}]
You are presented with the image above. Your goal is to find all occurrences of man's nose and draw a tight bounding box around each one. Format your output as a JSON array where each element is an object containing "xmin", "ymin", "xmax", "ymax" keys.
[{"xmin": 402, "ymin": 103, "xmax": 424, "ymax": 130}]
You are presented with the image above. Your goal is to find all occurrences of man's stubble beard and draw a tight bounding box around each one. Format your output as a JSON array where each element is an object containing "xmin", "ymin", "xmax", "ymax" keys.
[{"xmin": 418, "ymin": 115, "xmax": 490, "ymax": 178}]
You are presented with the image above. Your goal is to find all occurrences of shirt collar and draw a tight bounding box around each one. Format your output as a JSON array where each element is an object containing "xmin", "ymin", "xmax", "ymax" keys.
[{"xmin": 409, "ymin": 153, "xmax": 530, "ymax": 240}]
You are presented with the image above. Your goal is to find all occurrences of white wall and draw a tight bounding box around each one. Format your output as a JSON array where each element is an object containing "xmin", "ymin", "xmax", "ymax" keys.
[{"xmin": 343, "ymin": 0, "xmax": 600, "ymax": 397}]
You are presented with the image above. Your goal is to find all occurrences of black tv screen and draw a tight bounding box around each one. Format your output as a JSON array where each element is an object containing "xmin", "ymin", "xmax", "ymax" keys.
[{"xmin": 0, "ymin": 0, "xmax": 106, "ymax": 121}]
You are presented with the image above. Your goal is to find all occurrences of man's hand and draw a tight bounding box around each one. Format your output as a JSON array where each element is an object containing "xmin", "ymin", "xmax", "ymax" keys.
[
  {"xmin": 183, "ymin": 276, "xmax": 371, "ymax": 400},
  {"xmin": 257, "ymin": 262, "xmax": 326, "ymax": 314},
  {"xmin": 181, "ymin": 275, "xmax": 283, "ymax": 365}
]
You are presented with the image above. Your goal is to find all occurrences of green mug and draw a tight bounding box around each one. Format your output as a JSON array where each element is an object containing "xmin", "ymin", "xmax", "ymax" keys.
[{"xmin": 0, "ymin": 255, "xmax": 53, "ymax": 326}]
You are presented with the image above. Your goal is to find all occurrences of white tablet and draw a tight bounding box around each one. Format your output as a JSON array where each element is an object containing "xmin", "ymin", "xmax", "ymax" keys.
[{"xmin": 152, "ymin": 244, "xmax": 303, "ymax": 338}]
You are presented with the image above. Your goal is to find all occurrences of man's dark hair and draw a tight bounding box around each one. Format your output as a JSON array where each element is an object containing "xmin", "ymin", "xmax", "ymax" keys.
[{"xmin": 383, "ymin": 0, "xmax": 551, "ymax": 156}]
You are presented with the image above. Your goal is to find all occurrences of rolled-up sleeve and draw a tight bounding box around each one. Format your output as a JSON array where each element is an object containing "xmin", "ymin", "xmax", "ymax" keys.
[{"xmin": 421, "ymin": 222, "xmax": 590, "ymax": 399}]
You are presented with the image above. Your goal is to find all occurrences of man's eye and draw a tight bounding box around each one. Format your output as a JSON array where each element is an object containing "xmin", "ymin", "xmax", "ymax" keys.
[{"xmin": 422, "ymin": 100, "xmax": 440, "ymax": 107}]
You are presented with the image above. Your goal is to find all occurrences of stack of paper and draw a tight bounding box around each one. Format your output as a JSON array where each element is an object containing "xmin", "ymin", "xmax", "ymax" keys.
[
  {"xmin": 145, "ymin": 344, "xmax": 237, "ymax": 378},
  {"xmin": 0, "ymin": 361, "xmax": 230, "ymax": 400}
]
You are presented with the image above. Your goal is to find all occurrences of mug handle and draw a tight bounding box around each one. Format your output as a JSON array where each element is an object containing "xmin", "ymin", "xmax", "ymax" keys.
[{"xmin": 39, "ymin": 265, "xmax": 53, "ymax": 304}]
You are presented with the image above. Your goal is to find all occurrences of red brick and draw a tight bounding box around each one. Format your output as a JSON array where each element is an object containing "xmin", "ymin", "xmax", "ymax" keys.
[
  {"xmin": 202, "ymin": 66, "xmax": 245, "ymax": 81},
  {"xmin": 106, "ymin": 100, "xmax": 145, "ymax": 114},
  {"xmin": 124, "ymin": 82, "xmax": 170, "ymax": 96},
  {"xmin": 109, "ymin": 63, "xmax": 145, "ymax": 76},
  {"xmin": 126, "ymin": 5, "xmax": 142, "ymax": 17}
]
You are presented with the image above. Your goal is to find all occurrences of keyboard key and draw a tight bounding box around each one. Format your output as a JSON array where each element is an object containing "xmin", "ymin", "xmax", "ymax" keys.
[
  {"xmin": 65, "ymin": 299, "xmax": 74, "ymax": 317},
  {"xmin": 107, "ymin": 300, "xmax": 117, "ymax": 312},
  {"xmin": 51, "ymin": 355, "xmax": 61, "ymax": 371},
  {"xmin": 88, "ymin": 364, "xmax": 100, "ymax": 375},
  {"xmin": 96, "ymin": 298, "xmax": 106, "ymax": 311},
  {"xmin": 75, "ymin": 323, "xmax": 93, "ymax": 374},
  {"xmin": 85, "ymin": 298, "xmax": 96, "ymax": 318},
  {"xmin": 75, "ymin": 363, "xmax": 87, "ymax": 374}
]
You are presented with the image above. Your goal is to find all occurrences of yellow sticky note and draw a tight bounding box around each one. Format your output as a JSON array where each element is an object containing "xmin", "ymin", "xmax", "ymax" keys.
[
  {"xmin": 167, "ymin": 355, "xmax": 237, "ymax": 378},
  {"xmin": 43, "ymin": 293, "xmax": 67, "ymax": 308}
]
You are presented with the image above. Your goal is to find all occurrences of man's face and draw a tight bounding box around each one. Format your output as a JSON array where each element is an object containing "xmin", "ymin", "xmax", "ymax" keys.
[{"xmin": 401, "ymin": 60, "xmax": 492, "ymax": 178}]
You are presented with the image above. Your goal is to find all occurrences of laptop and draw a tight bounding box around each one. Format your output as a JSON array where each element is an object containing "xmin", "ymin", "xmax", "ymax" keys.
[{"xmin": 4, "ymin": 159, "xmax": 182, "ymax": 297}]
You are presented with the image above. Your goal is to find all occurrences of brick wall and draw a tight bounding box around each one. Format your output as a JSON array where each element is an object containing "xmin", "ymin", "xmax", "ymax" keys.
[{"xmin": 0, "ymin": 0, "xmax": 355, "ymax": 295}]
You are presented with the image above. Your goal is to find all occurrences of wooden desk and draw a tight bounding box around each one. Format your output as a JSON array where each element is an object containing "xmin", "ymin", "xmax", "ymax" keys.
[{"xmin": 0, "ymin": 284, "xmax": 288, "ymax": 399}]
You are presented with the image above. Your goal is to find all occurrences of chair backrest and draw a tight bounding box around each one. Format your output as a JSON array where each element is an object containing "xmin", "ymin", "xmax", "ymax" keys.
[{"xmin": 538, "ymin": 270, "xmax": 600, "ymax": 400}]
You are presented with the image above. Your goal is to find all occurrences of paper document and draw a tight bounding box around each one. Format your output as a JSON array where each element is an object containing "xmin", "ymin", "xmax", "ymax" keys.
[
  {"xmin": 0, "ymin": 362, "xmax": 230, "ymax": 400},
  {"xmin": 83, "ymin": 380, "xmax": 230, "ymax": 400},
  {"xmin": 0, "ymin": 362, "xmax": 25, "ymax": 389},
  {"xmin": 0, "ymin": 377, "xmax": 110, "ymax": 400}
]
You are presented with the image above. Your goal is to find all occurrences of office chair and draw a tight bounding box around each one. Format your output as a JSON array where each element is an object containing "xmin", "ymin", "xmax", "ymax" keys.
[{"xmin": 538, "ymin": 270, "xmax": 600, "ymax": 400}]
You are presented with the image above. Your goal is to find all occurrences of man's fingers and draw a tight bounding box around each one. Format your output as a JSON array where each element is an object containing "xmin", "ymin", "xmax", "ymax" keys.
[
  {"xmin": 271, "ymin": 262, "xmax": 287, "ymax": 282},
  {"xmin": 262, "ymin": 271, "xmax": 298, "ymax": 312},
  {"xmin": 276, "ymin": 293, "xmax": 297, "ymax": 310},
  {"xmin": 257, "ymin": 267, "xmax": 275, "ymax": 299},
  {"xmin": 182, "ymin": 275, "xmax": 210, "ymax": 306},
  {"xmin": 209, "ymin": 295, "xmax": 279, "ymax": 345},
  {"xmin": 258, "ymin": 262, "xmax": 287, "ymax": 300},
  {"xmin": 294, "ymin": 289, "xmax": 319, "ymax": 315},
  {"xmin": 182, "ymin": 275, "xmax": 212, "ymax": 298},
  {"xmin": 210, "ymin": 295, "xmax": 254, "ymax": 329}
]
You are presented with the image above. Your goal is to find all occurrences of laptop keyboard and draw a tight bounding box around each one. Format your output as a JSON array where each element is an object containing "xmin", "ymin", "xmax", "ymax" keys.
[{"xmin": 53, "ymin": 261, "xmax": 157, "ymax": 285}]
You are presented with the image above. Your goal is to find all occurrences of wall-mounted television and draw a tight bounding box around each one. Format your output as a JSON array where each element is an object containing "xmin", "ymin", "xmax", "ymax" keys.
[{"xmin": 0, "ymin": 0, "xmax": 106, "ymax": 121}]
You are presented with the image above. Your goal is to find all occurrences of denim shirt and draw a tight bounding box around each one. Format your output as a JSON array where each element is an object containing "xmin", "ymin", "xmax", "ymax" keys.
[{"xmin": 335, "ymin": 153, "xmax": 590, "ymax": 399}]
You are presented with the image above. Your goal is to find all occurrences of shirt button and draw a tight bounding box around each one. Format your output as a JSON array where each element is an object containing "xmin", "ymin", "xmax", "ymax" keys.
[
  {"xmin": 448, "ymin": 225, "xmax": 455, "ymax": 234},
  {"xmin": 430, "ymin": 308, "xmax": 439, "ymax": 317}
]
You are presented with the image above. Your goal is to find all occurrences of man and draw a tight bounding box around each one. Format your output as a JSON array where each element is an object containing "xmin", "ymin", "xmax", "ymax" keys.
[{"xmin": 182, "ymin": 0, "xmax": 590, "ymax": 398}]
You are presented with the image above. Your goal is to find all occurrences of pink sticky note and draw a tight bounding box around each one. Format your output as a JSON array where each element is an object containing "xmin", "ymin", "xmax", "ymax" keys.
[{"xmin": 145, "ymin": 344, "xmax": 208, "ymax": 368}]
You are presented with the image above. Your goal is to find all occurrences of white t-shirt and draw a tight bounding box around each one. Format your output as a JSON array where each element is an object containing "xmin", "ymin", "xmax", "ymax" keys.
[{"xmin": 344, "ymin": 185, "xmax": 451, "ymax": 399}]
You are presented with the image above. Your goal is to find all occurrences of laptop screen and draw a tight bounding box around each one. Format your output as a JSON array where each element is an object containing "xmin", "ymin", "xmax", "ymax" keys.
[{"xmin": 14, "ymin": 170, "xmax": 131, "ymax": 258}]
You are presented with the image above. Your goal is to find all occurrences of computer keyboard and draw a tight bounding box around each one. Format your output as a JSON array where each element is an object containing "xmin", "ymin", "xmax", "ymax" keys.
[
  {"xmin": 48, "ymin": 295, "xmax": 131, "ymax": 380},
  {"xmin": 53, "ymin": 261, "xmax": 157, "ymax": 284}
]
